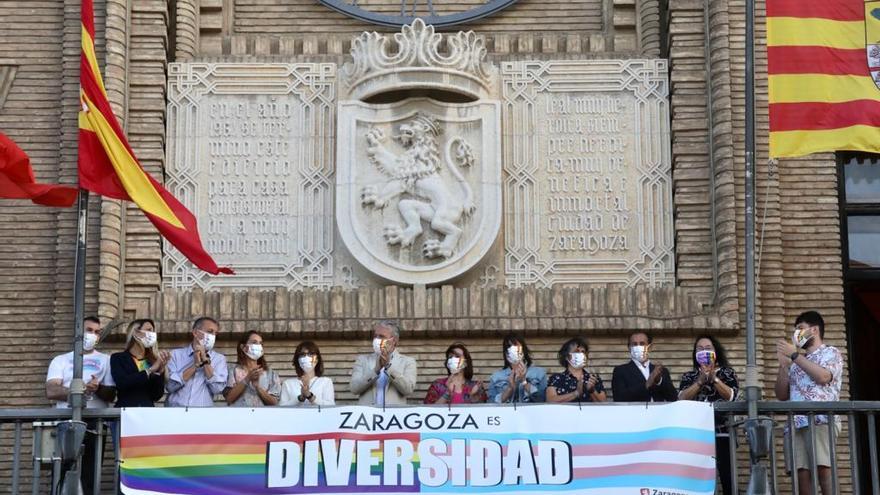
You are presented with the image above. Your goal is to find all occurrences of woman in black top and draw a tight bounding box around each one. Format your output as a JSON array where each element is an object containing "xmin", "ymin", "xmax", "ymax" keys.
[
  {"xmin": 546, "ymin": 337, "xmax": 607, "ymax": 403},
  {"xmin": 110, "ymin": 319, "xmax": 170, "ymax": 407},
  {"xmin": 678, "ymin": 335, "xmax": 739, "ymax": 495}
]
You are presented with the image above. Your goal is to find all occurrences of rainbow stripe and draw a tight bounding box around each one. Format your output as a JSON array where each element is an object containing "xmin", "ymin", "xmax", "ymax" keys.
[{"xmin": 120, "ymin": 428, "xmax": 715, "ymax": 494}]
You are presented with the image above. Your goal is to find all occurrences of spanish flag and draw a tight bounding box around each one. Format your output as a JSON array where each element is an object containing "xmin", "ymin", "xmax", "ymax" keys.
[
  {"xmin": 1, "ymin": 132, "xmax": 77, "ymax": 207},
  {"xmin": 78, "ymin": 0, "xmax": 232, "ymax": 275},
  {"xmin": 768, "ymin": 0, "xmax": 880, "ymax": 157}
]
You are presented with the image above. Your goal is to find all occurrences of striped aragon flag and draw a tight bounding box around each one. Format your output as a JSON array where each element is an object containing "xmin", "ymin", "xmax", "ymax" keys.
[
  {"xmin": 768, "ymin": 0, "xmax": 880, "ymax": 158},
  {"xmin": 78, "ymin": 0, "xmax": 232, "ymax": 275}
]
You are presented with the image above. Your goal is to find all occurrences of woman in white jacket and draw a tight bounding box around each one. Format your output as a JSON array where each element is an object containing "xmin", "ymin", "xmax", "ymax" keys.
[{"xmin": 279, "ymin": 341, "xmax": 335, "ymax": 406}]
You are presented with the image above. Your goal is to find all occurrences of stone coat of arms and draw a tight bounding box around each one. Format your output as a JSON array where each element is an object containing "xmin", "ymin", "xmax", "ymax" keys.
[{"xmin": 336, "ymin": 20, "xmax": 501, "ymax": 284}]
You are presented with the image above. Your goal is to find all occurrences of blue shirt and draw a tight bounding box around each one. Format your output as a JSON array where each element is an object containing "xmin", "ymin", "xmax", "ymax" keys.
[
  {"xmin": 488, "ymin": 365, "xmax": 547, "ymax": 403},
  {"xmin": 165, "ymin": 345, "xmax": 228, "ymax": 407}
]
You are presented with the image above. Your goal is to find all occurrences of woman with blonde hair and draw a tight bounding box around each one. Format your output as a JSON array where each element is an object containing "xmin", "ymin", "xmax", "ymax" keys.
[{"xmin": 110, "ymin": 319, "xmax": 170, "ymax": 407}]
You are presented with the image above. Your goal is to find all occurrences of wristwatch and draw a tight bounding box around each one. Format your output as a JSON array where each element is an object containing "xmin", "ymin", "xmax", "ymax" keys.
[{"xmin": 789, "ymin": 351, "xmax": 799, "ymax": 362}]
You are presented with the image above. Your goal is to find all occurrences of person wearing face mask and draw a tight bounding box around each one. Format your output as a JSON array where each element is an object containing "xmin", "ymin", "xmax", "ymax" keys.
[
  {"xmin": 611, "ymin": 331, "xmax": 677, "ymax": 402},
  {"xmin": 48, "ymin": 316, "xmax": 119, "ymax": 495},
  {"xmin": 775, "ymin": 311, "xmax": 842, "ymax": 495},
  {"xmin": 223, "ymin": 331, "xmax": 281, "ymax": 406},
  {"xmin": 279, "ymin": 341, "xmax": 336, "ymax": 406},
  {"xmin": 166, "ymin": 316, "xmax": 229, "ymax": 407},
  {"xmin": 110, "ymin": 318, "xmax": 170, "ymax": 407},
  {"xmin": 424, "ymin": 343, "xmax": 487, "ymax": 404},
  {"xmin": 678, "ymin": 335, "xmax": 739, "ymax": 495},
  {"xmin": 547, "ymin": 337, "xmax": 607, "ymax": 403},
  {"xmin": 488, "ymin": 334, "xmax": 547, "ymax": 404},
  {"xmin": 350, "ymin": 320, "xmax": 417, "ymax": 406}
]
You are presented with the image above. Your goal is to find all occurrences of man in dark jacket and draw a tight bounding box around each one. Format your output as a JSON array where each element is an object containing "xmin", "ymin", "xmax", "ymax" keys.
[{"xmin": 612, "ymin": 331, "xmax": 678, "ymax": 402}]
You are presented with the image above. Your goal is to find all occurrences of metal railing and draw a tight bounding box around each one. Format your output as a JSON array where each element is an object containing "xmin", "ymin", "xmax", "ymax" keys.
[
  {"xmin": 715, "ymin": 401, "xmax": 880, "ymax": 494},
  {"xmin": 0, "ymin": 408, "xmax": 120, "ymax": 495},
  {"xmin": 1, "ymin": 402, "xmax": 878, "ymax": 494}
]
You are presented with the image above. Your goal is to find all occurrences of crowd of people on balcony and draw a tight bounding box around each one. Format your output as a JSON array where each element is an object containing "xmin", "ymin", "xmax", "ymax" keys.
[{"xmin": 45, "ymin": 312, "xmax": 842, "ymax": 495}]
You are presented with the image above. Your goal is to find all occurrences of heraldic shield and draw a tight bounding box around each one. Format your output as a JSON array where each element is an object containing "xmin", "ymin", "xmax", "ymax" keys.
[
  {"xmin": 868, "ymin": 0, "xmax": 880, "ymax": 86},
  {"xmin": 336, "ymin": 98, "xmax": 502, "ymax": 284}
]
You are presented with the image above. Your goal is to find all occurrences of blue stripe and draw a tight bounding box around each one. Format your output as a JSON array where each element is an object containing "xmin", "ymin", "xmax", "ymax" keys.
[
  {"xmin": 422, "ymin": 475, "xmax": 715, "ymax": 493},
  {"xmin": 423, "ymin": 427, "xmax": 714, "ymax": 445}
]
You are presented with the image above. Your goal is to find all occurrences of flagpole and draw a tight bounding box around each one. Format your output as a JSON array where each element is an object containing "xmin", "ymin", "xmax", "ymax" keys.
[
  {"xmin": 70, "ymin": 188, "xmax": 89, "ymax": 423},
  {"xmin": 744, "ymin": 0, "xmax": 772, "ymax": 492}
]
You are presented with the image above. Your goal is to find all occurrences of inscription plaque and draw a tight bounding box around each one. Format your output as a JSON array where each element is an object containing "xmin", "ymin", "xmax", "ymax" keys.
[
  {"xmin": 502, "ymin": 60, "xmax": 674, "ymax": 287},
  {"xmin": 164, "ymin": 63, "xmax": 336, "ymax": 289}
]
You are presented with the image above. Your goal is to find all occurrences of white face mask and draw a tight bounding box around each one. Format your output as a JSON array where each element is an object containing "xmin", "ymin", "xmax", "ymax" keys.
[
  {"xmin": 446, "ymin": 356, "xmax": 463, "ymax": 374},
  {"xmin": 506, "ymin": 345, "xmax": 523, "ymax": 365},
  {"xmin": 793, "ymin": 327, "xmax": 814, "ymax": 348},
  {"xmin": 83, "ymin": 333, "xmax": 98, "ymax": 352},
  {"xmin": 201, "ymin": 332, "xmax": 216, "ymax": 351},
  {"xmin": 245, "ymin": 343, "xmax": 263, "ymax": 360},
  {"xmin": 630, "ymin": 345, "xmax": 648, "ymax": 363},
  {"xmin": 137, "ymin": 330, "xmax": 157, "ymax": 348},
  {"xmin": 568, "ymin": 352, "xmax": 587, "ymax": 369},
  {"xmin": 372, "ymin": 337, "xmax": 386, "ymax": 355},
  {"xmin": 298, "ymin": 355, "xmax": 315, "ymax": 372}
]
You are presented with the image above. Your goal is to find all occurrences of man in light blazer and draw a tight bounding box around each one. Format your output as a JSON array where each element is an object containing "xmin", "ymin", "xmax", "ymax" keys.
[{"xmin": 350, "ymin": 320, "xmax": 418, "ymax": 406}]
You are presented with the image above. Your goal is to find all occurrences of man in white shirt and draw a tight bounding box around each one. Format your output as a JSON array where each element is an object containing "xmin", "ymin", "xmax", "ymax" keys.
[{"xmin": 45, "ymin": 316, "xmax": 116, "ymax": 494}]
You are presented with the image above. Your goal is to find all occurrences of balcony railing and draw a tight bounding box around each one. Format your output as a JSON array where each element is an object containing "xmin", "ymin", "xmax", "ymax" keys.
[{"xmin": 1, "ymin": 402, "xmax": 878, "ymax": 494}]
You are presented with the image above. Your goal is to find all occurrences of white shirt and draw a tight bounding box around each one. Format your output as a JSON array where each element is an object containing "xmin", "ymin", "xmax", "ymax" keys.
[
  {"xmin": 279, "ymin": 376, "xmax": 335, "ymax": 406},
  {"xmin": 632, "ymin": 358, "xmax": 651, "ymax": 380},
  {"xmin": 46, "ymin": 351, "xmax": 115, "ymax": 408}
]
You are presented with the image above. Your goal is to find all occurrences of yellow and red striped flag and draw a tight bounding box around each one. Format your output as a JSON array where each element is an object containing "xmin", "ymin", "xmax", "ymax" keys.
[
  {"xmin": 768, "ymin": 0, "xmax": 880, "ymax": 157},
  {"xmin": 78, "ymin": 0, "xmax": 232, "ymax": 275}
]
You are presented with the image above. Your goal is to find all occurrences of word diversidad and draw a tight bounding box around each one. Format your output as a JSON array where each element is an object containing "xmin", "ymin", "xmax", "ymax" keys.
[{"xmin": 266, "ymin": 437, "xmax": 573, "ymax": 488}]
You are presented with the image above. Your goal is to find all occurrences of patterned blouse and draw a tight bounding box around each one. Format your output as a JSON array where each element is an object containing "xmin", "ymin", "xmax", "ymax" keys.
[
  {"xmin": 424, "ymin": 376, "xmax": 488, "ymax": 404},
  {"xmin": 788, "ymin": 344, "xmax": 843, "ymax": 429},
  {"xmin": 226, "ymin": 364, "xmax": 282, "ymax": 407},
  {"xmin": 547, "ymin": 370, "xmax": 606, "ymax": 402},
  {"xmin": 678, "ymin": 366, "xmax": 739, "ymax": 403}
]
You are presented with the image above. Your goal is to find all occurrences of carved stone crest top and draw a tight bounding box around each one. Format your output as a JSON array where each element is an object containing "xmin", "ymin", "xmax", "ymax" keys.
[{"xmin": 342, "ymin": 19, "xmax": 496, "ymax": 101}]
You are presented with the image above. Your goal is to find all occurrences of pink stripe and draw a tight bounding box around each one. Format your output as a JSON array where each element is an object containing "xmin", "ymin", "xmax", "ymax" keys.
[
  {"xmin": 574, "ymin": 463, "xmax": 715, "ymax": 480},
  {"xmin": 571, "ymin": 439, "xmax": 714, "ymax": 456}
]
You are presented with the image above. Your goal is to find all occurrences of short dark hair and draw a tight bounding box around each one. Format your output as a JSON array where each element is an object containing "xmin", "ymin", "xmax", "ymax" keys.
[
  {"xmin": 628, "ymin": 331, "xmax": 653, "ymax": 345},
  {"xmin": 236, "ymin": 330, "xmax": 268, "ymax": 369},
  {"xmin": 192, "ymin": 316, "xmax": 218, "ymax": 331},
  {"xmin": 501, "ymin": 333, "xmax": 533, "ymax": 368},
  {"xmin": 293, "ymin": 341, "xmax": 325, "ymax": 377},
  {"xmin": 691, "ymin": 335, "xmax": 730, "ymax": 370},
  {"xmin": 445, "ymin": 342, "xmax": 474, "ymax": 380},
  {"xmin": 557, "ymin": 337, "xmax": 590, "ymax": 368},
  {"xmin": 795, "ymin": 311, "xmax": 825, "ymax": 338},
  {"xmin": 84, "ymin": 316, "xmax": 100, "ymax": 325}
]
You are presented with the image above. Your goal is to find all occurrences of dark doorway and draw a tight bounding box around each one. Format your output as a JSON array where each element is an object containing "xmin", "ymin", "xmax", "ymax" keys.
[{"xmin": 838, "ymin": 154, "xmax": 880, "ymax": 490}]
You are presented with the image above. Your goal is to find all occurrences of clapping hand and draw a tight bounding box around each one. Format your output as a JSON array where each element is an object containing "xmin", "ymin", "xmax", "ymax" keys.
[
  {"xmin": 647, "ymin": 364, "xmax": 664, "ymax": 387},
  {"xmin": 585, "ymin": 373, "xmax": 598, "ymax": 393},
  {"xmin": 247, "ymin": 366, "xmax": 263, "ymax": 384}
]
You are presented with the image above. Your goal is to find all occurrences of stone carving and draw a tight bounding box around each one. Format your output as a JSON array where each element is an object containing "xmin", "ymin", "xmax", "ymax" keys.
[
  {"xmin": 336, "ymin": 20, "xmax": 501, "ymax": 285},
  {"xmin": 360, "ymin": 113, "xmax": 477, "ymax": 259},
  {"xmin": 164, "ymin": 63, "xmax": 336, "ymax": 289},
  {"xmin": 341, "ymin": 19, "xmax": 495, "ymax": 101},
  {"xmin": 502, "ymin": 60, "xmax": 674, "ymax": 288},
  {"xmin": 336, "ymin": 99, "xmax": 501, "ymax": 285}
]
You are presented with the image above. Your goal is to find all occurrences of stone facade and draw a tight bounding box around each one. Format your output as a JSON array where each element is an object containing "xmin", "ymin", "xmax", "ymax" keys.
[{"xmin": 0, "ymin": 0, "xmax": 851, "ymax": 492}]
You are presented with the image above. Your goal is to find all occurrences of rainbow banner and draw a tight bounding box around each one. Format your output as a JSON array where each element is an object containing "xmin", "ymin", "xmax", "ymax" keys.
[{"xmin": 121, "ymin": 403, "xmax": 716, "ymax": 495}]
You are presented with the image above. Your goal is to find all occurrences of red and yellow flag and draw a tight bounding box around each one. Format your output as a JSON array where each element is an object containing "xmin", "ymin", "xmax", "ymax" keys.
[
  {"xmin": 768, "ymin": 0, "xmax": 880, "ymax": 157},
  {"xmin": 77, "ymin": 0, "xmax": 232, "ymax": 275},
  {"xmin": 1, "ymin": 132, "xmax": 77, "ymax": 207}
]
